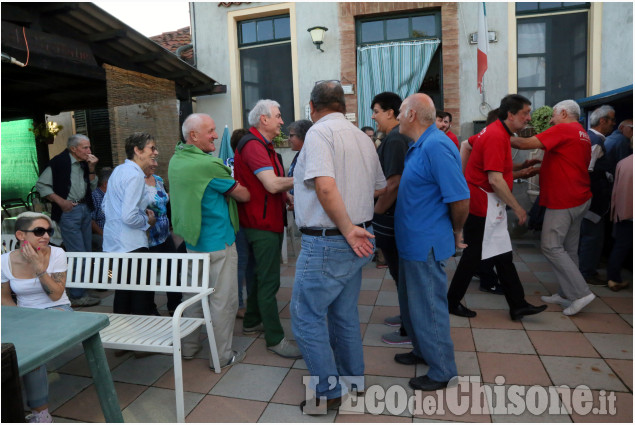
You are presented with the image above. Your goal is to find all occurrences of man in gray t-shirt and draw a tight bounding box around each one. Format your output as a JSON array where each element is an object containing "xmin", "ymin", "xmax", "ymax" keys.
[{"xmin": 291, "ymin": 81, "xmax": 386, "ymax": 414}]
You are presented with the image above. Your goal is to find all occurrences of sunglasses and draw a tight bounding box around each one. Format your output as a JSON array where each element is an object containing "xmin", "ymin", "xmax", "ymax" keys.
[{"xmin": 22, "ymin": 227, "xmax": 54, "ymax": 237}]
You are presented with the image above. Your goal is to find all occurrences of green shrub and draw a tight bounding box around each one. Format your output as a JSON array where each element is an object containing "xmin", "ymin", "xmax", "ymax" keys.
[{"xmin": 530, "ymin": 105, "xmax": 553, "ymax": 134}]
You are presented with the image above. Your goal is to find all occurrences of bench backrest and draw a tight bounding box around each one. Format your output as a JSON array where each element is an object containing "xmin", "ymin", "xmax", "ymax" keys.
[
  {"xmin": 1, "ymin": 234, "xmax": 19, "ymax": 253},
  {"xmin": 65, "ymin": 252, "xmax": 210, "ymax": 294}
]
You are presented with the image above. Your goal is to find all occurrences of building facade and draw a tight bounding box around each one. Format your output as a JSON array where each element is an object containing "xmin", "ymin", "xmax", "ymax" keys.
[{"xmin": 191, "ymin": 2, "xmax": 632, "ymax": 141}]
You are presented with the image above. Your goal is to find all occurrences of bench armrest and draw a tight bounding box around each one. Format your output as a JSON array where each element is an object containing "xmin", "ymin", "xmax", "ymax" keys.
[{"xmin": 170, "ymin": 288, "xmax": 215, "ymax": 330}]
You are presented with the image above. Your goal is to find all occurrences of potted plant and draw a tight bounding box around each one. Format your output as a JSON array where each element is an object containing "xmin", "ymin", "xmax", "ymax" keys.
[
  {"xmin": 29, "ymin": 121, "xmax": 63, "ymax": 144},
  {"xmin": 272, "ymin": 130, "xmax": 289, "ymax": 148},
  {"xmin": 519, "ymin": 105, "xmax": 553, "ymax": 137}
]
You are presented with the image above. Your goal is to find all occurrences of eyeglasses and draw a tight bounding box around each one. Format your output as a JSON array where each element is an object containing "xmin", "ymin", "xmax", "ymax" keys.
[{"xmin": 22, "ymin": 227, "xmax": 54, "ymax": 237}]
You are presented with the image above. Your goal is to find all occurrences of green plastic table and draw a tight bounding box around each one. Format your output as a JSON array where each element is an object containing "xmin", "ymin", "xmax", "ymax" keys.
[{"xmin": 1, "ymin": 306, "xmax": 123, "ymax": 422}]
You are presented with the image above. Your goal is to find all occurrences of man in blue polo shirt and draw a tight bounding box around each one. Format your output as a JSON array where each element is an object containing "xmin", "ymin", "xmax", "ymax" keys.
[{"xmin": 393, "ymin": 93, "xmax": 470, "ymax": 391}]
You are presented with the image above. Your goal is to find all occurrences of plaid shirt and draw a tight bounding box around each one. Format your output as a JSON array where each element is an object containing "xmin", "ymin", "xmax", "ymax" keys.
[{"xmin": 91, "ymin": 187, "xmax": 106, "ymax": 230}]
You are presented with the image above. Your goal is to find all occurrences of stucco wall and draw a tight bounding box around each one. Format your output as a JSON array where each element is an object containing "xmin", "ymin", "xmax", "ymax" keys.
[
  {"xmin": 457, "ymin": 2, "xmax": 510, "ymax": 139},
  {"xmin": 192, "ymin": 2, "xmax": 340, "ymax": 136},
  {"xmin": 600, "ymin": 2, "xmax": 633, "ymax": 93}
]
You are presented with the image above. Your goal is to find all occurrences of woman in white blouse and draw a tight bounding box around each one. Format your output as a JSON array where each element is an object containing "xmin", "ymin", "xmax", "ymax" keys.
[{"xmin": 1, "ymin": 212, "xmax": 70, "ymax": 423}]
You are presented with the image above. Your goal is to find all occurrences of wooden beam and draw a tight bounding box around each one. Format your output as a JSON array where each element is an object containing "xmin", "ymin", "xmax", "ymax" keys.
[{"xmin": 87, "ymin": 29, "xmax": 127, "ymax": 43}]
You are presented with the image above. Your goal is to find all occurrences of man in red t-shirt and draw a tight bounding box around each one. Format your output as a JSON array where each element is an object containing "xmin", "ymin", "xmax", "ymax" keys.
[
  {"xmin": 436, "ymin": 111, "xmax": 460, "ymax": 150},
  {"xmin": 447, "ymin": 94, "xmax": 546, "ymax": 321},
  {"xmin": 511, "ymin": 99, "xmax": 594, "ymax": 316}
]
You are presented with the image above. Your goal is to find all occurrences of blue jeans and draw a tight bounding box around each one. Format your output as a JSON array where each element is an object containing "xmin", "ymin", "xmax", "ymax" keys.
[
  {"xmin": 24, "ymin": 305, "xmax": 74, "ymax": 408},
  {"xmin": 578, "ymin": 216, "xmax": 605, "ymax": 278},
  {"xmin": 399, "ymin": 250, "xmax": 457, "ymax": 382},
  {"xmin": 59, "ymin": 204, "xmax": 92, "ymax": 298},
  {"xmin": 291, "ymin": 232, "xmax": 373, "ymax": 399}
]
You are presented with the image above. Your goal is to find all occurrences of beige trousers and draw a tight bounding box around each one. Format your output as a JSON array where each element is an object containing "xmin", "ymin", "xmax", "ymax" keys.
[{"xmin": 182, "ymin": 243, "xmax": 238, "ymax": 366}]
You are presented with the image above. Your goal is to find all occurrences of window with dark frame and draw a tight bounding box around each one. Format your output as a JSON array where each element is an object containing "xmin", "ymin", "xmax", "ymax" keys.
[
  {"xmin": 237, "ymin": 15, "xmax": 294, "ymax": 131},
  {"xmin": 516, "ymin": 5, "xmax": 589, "ymax": 108}
]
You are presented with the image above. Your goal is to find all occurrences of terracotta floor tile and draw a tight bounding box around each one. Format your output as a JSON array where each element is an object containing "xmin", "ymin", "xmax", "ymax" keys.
[
  {"xmin": 153, "ymin": 358, "xmax": 228, "ymax": 393},
  {"xmin": 363, "ymin": 346, "xmax": 416, "ymax": 378},
  {"xmin": 279, "ymin": 303, "xmax": 291, "ymax": 319},
  {"xmin": 570, "ymin": 313, "xmax": 633, "ymax": 334},
  {"xmin": 186, "ymin": 395, "xmax": 268, "ymax": 422},
  {"xmin": 53, "ymin": 382, "xmax": 146, "ymax": 422},
  {"xmin": 470, "ymin": 309, "xmax": 524, "ymax": 330},
  {"xmin": 280, "ymin": 266, "xmax": 296, "ymax": 277},
  {"xmin": 605, "ymin": 359, "xmax": 633, "ymax": 391},
  {"xmin": 565, "ymin": 390, "xmax": 632, "ymax": 423},
  {"xmin": 527, "ymin": 330, "xmax": 600, "ymax": 357},
  {"xmin": 270, "ymin": 368, "xmax": 310, "ymax": 405},
  {"xmin": 602, "ymin": 297, "xmax": 633, "ymax": 314},
  {"xmin": 243, "ymin": 337, "xmax": 296, "ymax": 368},
  {"xmin": 363, "ymin": 267, "xmax": 388, "ymax": 279},
  {"xmin": 369, "ymin": 306, "xmax": 401, "ymax": 325},
  {"xmin": 381, "ymin": 278, "xmax": 397, "ymax": 291},
  {"xmin": 277, "ymin": 286, "xmax": 293, "ymax": 303},
  {"xmin": 451, "ymin": 327, "xmax": 475, "ymax": 351},
  {"xmin": 477, "ymin": 352, "xmax": 552, "ymax": 386},
  {"xmin": 359, "ymin": 290, "xmax": 379, "ymax": 306}
]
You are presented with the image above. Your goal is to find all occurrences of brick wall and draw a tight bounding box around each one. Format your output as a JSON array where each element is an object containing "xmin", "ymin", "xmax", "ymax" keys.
[
  {"xmin": 104, "ymin": 64, "xmax": 179, "ymax": 187},
  {"xmin": 338, "ymin": 2, "xmax": 460, "ymax": 135}
]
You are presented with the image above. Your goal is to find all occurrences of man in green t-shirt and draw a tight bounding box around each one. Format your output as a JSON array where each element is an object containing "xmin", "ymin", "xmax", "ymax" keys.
[{"xmin": 169, "ymin": 113, "xmax": 250, "ymax": 369}]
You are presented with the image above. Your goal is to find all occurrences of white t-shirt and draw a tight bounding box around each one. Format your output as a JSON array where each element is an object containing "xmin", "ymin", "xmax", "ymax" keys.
[{"xmin": 1, "ymin": 246, "xmax": 70, "ymax": 309}]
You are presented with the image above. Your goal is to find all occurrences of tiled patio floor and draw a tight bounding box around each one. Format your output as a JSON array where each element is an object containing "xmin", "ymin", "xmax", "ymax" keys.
[{"xmin": 47, "ymin": 234, "xmax": 632, "ymax": 422}]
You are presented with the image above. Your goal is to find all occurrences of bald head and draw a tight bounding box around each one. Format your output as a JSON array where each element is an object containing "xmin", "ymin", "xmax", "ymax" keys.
[
  {"xmin": 181, "ymin": 113, "xmax": 218, "ymax": 153},
  {"xmin": 397, "ymin": 93, "xmax": 436, "ymax": 141}
]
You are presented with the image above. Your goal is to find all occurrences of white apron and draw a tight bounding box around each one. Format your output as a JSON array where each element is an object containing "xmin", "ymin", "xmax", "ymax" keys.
[{"xmin": 481, "ymin": 190, "xmax": 512, "ymax": 260}]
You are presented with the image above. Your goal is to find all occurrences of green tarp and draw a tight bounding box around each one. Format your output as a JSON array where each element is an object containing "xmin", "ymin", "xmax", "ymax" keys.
[{"xmin": 1, "ymin": 119, "xmax": 39, "ymax": 202}]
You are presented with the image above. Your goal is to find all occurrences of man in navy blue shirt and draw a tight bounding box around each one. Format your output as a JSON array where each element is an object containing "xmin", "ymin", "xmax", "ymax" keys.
[{"xmin": 393, "ymin": 93, "xmax": 470, "ymax": 391}]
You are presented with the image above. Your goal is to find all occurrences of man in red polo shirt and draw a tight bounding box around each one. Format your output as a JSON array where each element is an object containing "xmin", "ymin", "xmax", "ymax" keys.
[
  {"xmin": 447, "ymin": 94, "xmax": 546, "ymax": 321},
  {"xmin": 511, "ymin": 99, "xmax": 594, "ymax": 316},
  {"xmin": 234, "ymin": 99, "xmax": 301, "ymax": 359}
]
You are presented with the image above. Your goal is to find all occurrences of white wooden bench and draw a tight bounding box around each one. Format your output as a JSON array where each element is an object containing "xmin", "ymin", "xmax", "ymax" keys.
[{"xmin": 65, "ymin": 251, "xmax": 220, "ymax": 423}]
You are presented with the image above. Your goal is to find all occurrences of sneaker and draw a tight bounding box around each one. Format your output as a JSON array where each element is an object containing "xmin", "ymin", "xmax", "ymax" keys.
[
  {"xmin": 267, "ymin": 337, "xmax": 303, "ymax": 359},
  {"xmin": 383, "ymin": 315, "xmax": 401, "ymax": 327},
  {"xmin": 69, "ymin": 295, "xmax": 100, "ymax": 307},
  {"xmin": 218, "ymin": 350, "xmax": 246, "ymax": 369},
  {"xmin": 540, "ymin": 293, "xmax": 572, "ymax": 308},
  {"xmin": 243, "ymin": 323, "xmax": 265, "ymax": 335},
  {"xmin": 563, "ymin": 293, "xmax": 596, "ymax": 316},
  {"xmin": 381, "ymin": 330, "xmax": 412, "ymax": 345},
  {"xmin": 26, "ymin": 409, "xmax": 52, "ymax": 423}
]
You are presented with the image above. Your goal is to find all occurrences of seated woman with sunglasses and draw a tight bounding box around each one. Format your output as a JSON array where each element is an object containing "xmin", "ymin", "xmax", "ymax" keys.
[{"xmin": 1, "ymin": 212, "xmax": 71, "ymax": 423}]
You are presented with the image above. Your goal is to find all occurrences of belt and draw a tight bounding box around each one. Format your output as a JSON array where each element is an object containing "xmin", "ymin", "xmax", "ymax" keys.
[
  {"xmin": 69, "ymin": 199, "xmax": 85, "ymax": 204},
  {"xmin": 300, "ymin": 221, "xmax": 373, "ymax": 237}
]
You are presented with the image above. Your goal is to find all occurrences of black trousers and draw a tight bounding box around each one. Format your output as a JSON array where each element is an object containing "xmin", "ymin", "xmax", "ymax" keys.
[
  {"xmin": 373, "ymin": 213, "xmax": 407, "ymax": 336},
  {"xmin": 447, "ymin": 214, "xmax": 527, "ymax": 311},
  {"xmin": 113, "ymin": 247, "xmax": 156, "ymax": 315},
  {"xmin": 149, "ymin": 237, "xmax": 183, "ymax": 313}
]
